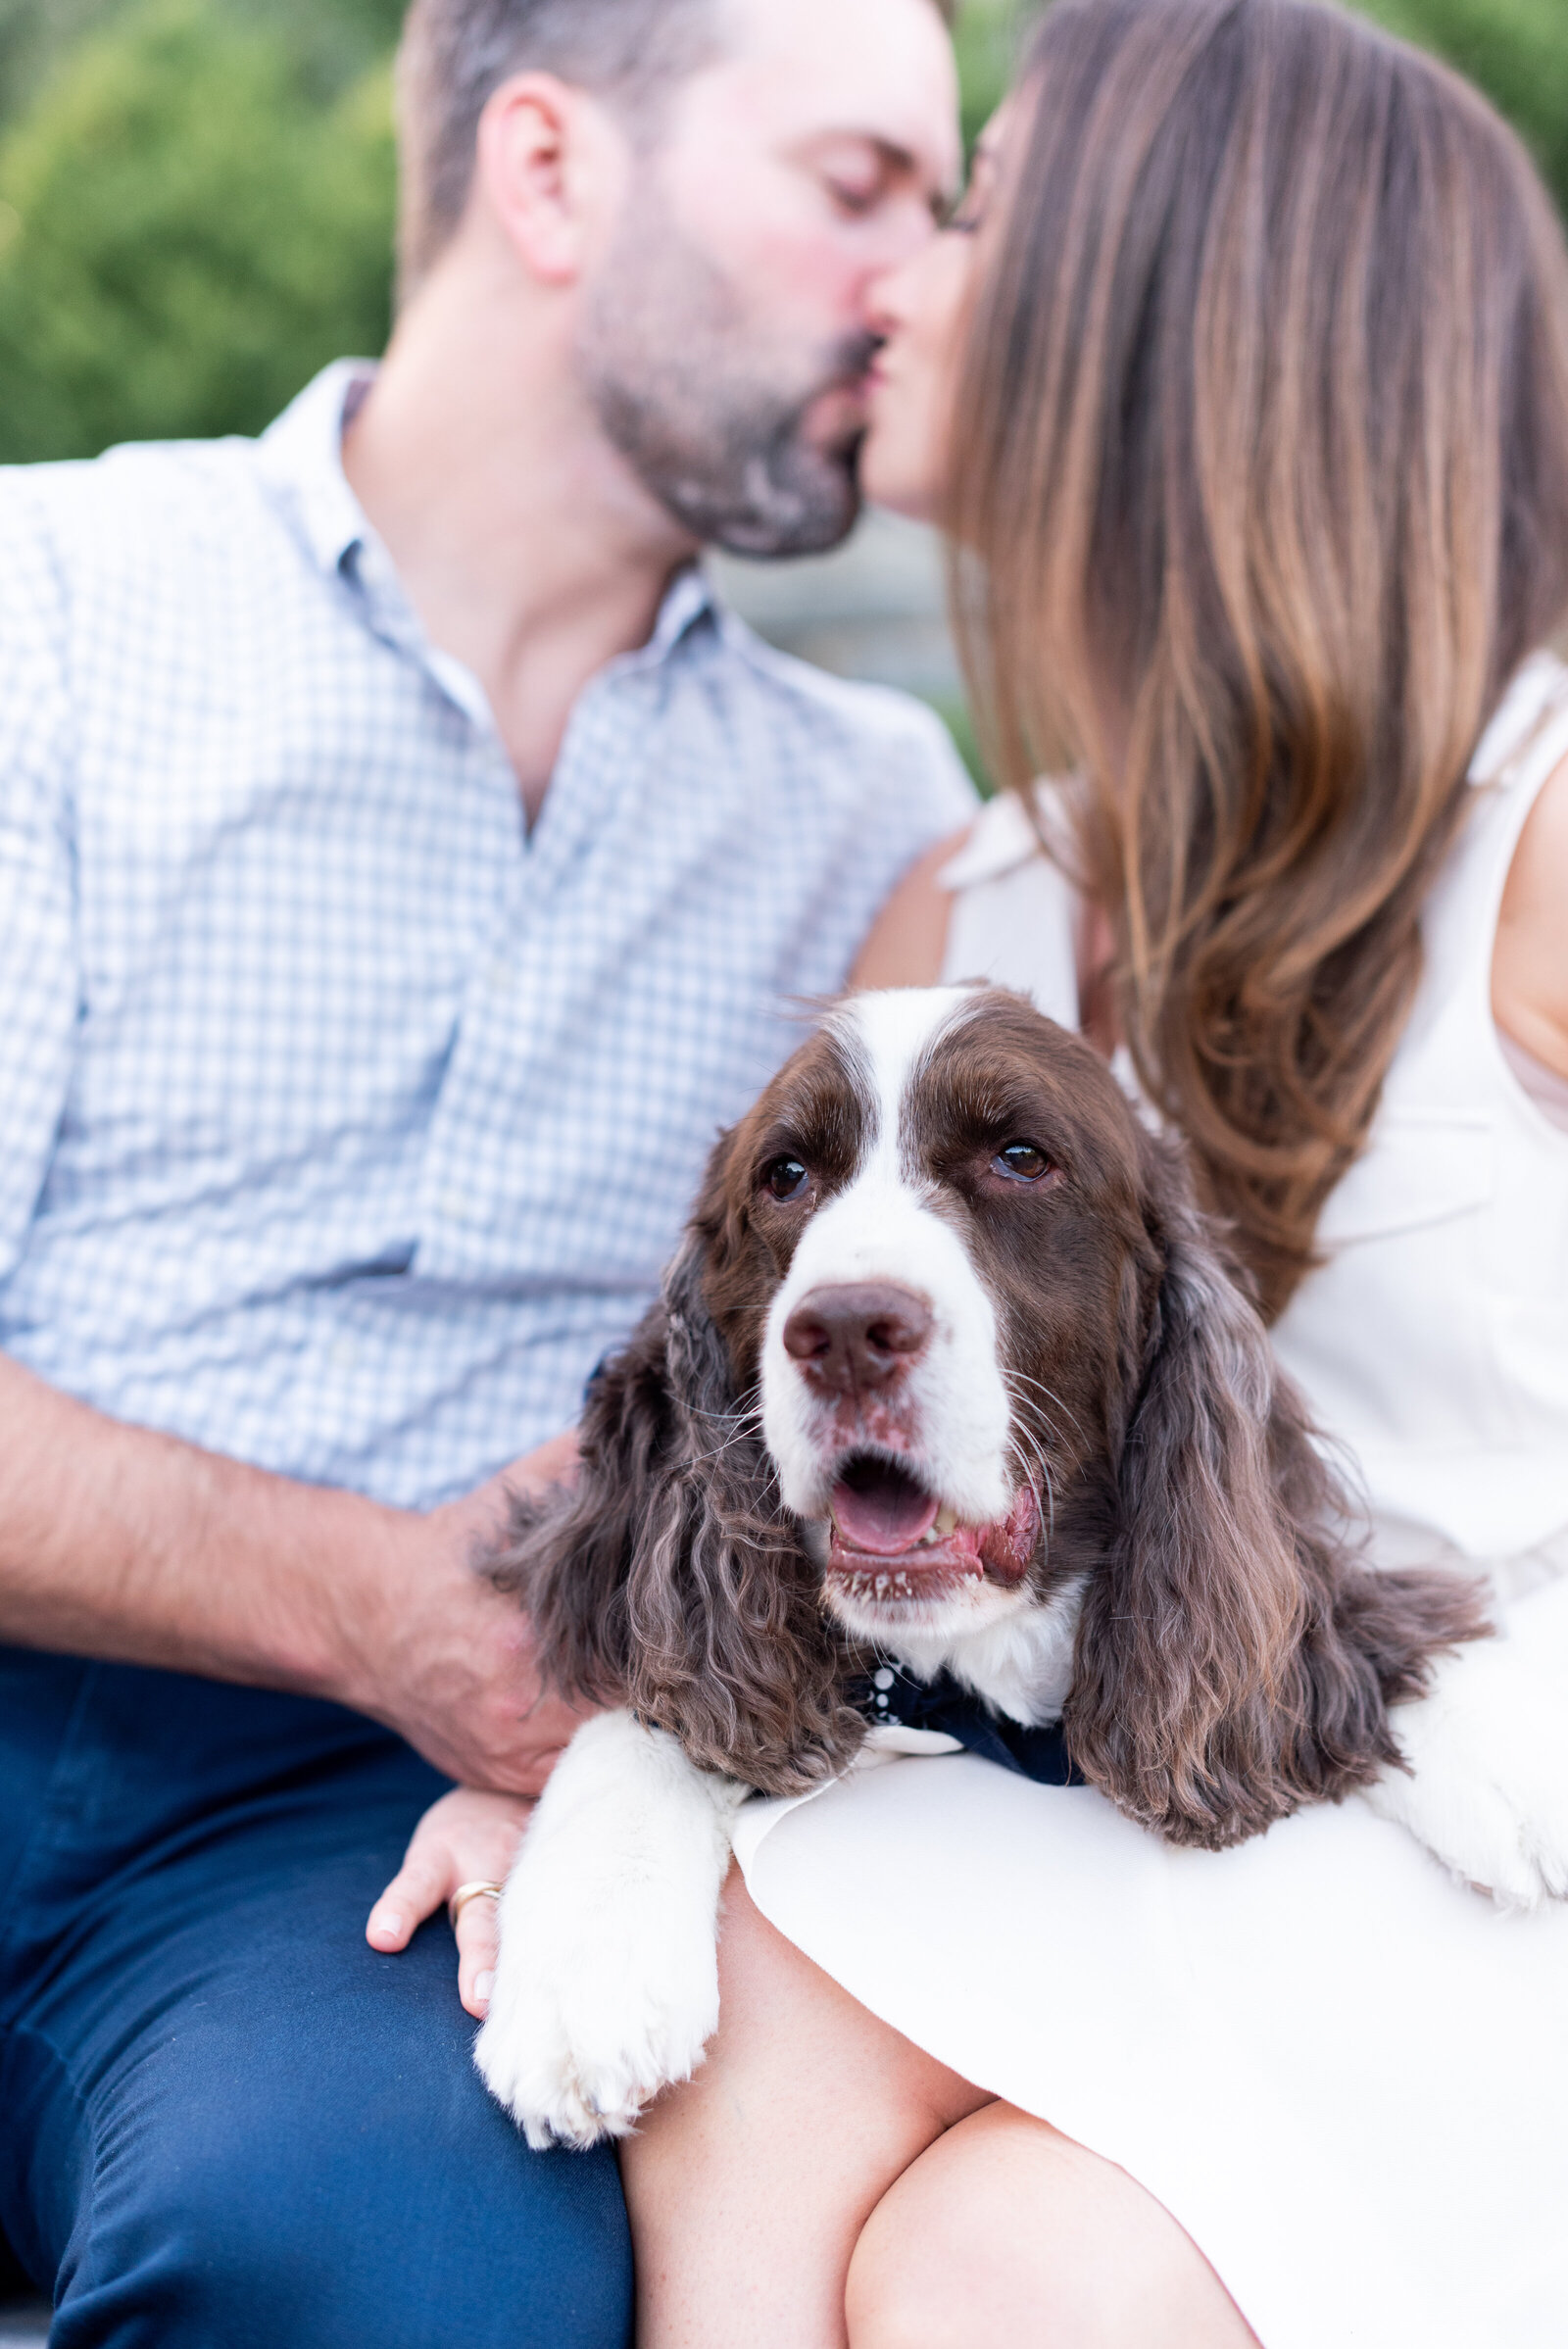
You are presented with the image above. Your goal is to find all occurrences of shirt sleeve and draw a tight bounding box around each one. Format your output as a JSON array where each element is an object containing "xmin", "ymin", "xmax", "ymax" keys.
[
  {"xmin": 895, "ymin": 694, "xmax": 982, "ymax": 842},
  {"xmin": 0, "ymin": 477, "xmax": 80, "ymax": 1288}
]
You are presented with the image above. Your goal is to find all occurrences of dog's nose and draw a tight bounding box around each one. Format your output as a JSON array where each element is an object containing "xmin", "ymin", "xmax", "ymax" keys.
[{"xmin": 782, "ymin": 1284, "xmax": 933, "ymax": 1394}]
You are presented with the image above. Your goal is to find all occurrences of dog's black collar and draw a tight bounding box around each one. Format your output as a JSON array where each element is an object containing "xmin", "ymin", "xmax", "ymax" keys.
[{"xmin": 850, "ymin": 1663, "xmax": 1086, "ymax": 1787}]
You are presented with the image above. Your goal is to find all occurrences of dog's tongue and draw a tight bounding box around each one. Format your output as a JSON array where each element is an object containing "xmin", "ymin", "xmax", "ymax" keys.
[{"xmin": 830, "ymin": 1458, "xmax": 939, "ymax": 1556}]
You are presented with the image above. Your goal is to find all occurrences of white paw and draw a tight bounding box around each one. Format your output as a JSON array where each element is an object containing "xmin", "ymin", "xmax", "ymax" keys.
[
  {"xmin": 472, "ymin": 1709, "xmax": 742, "ymax": 2150},
  {"xmin": 1363, "ymin": 1640, "xmax": 1568, "ymax": 1909},
  {"xmin": 475, "ymin": 1878, "xmax": 721, "ymax": 2151}
]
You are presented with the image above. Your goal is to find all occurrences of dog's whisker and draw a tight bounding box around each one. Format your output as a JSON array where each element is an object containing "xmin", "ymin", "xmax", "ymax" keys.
[
  {"xmin": 1005, "ymin": 1400, "xmax": 1062, "ymax": 1474},
  {"xmin": 1005, "ymin": 1426, "xmax": 1057, "ymax": 1542},
  {"xmin": 1003, "ymin": 1387, "xmax": 1068, "ymax": 1457},
  {"xmin": 1005, "ymin": 1369, "xmax": 1086, "ymax": 1441},
  {"xmin": 682, "ymin": 1424, "xmax": 764, "ymax": 1469},
  {"xmin": 687, "ymin": 1395, "xmax": 765, "ymax": 1426},
  {"xmin": 1004, "ymin": 1399, "xmax": 1065, "ymax": 1456}
]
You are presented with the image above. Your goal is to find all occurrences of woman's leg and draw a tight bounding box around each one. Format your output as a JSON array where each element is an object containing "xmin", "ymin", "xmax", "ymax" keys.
[
  {"xmin": 619, "ymin": 1871, "xmax": 992, "ymax": 2349},
  {"xmin": 624, "ymin": 1870, "xmax": 1259, "ymax": 2349},
  {"xmin": 846, "ymin": 2102, "xmax": 1261, "ymax": 2349}
]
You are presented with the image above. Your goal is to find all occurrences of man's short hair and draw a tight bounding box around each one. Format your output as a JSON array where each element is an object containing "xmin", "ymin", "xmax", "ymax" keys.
[{"xmin": 396, "ymin": 0, "xmax": 957, "ymax": 291}]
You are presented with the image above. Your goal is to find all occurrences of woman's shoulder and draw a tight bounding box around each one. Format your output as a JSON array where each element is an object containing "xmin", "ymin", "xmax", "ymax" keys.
[
  {"xmin": 851, "ymin": 822, "xmax": 974, "ymax": 989},
  {"xmin": 853, "ymin": 786, "xmax": 1080, "ymax": 994},
  {"xmin": 1493, "ymin": 703, "xmax": 1568, "ymax": 1086}
]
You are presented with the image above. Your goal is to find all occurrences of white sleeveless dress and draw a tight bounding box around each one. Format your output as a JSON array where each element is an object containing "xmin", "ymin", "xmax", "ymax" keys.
[{"xmin": 734, "ymin": 654, "xmax": 1568, "ymax": 2349}]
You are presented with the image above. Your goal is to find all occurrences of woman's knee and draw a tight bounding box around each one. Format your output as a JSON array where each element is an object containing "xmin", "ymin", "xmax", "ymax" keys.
[
  {"xmin": 846, "ymin": 2104, "xmax": 1256, "ymax": 2349},
  {"xmin": 622, "ymin": 1876, "xmax": 989, "ymax": 2349}
]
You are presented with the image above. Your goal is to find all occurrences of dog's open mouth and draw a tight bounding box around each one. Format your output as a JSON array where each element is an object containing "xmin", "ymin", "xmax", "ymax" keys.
[{"xmin": 825, "ymin": 1454, "xmax": 1039, "ymax": 1599}]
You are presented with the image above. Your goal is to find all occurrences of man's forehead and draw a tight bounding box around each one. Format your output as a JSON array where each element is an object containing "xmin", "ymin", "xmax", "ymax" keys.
[{"xmin": 704, "ymin": 0, "xmax": 961, "ymax": 190}]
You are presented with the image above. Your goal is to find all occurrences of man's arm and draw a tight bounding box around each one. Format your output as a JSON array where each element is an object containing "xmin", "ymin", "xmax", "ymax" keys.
[
  {"xmin": 0, "ymin": 483, "xmax": 583, "ymax": 1795},
  {"xmin": 0, "ymin": 1347, "xmax": 585, "ymax": 1793}
]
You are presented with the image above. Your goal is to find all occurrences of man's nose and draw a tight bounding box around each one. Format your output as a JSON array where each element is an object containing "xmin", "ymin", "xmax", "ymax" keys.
[{"xmin": 781, "ymin": 1284, "xmax": 933, "ymax": 1395}]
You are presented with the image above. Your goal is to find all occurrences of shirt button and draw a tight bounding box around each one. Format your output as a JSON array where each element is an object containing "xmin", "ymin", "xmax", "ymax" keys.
[
  {"xmin": 441, "ymin": 1187, "xmax": 474, "ymax": 1223},
  {"xmin": 328, "ymin": 1336, "xmax": 357, "ymax": 1370},
  {"xmin": 487, "ymin": 955, "xmax": 511, "ymax": 993},
  {"xmin": 872, "ymin": 1668, "xmax": 896, "ymax": 1690}
]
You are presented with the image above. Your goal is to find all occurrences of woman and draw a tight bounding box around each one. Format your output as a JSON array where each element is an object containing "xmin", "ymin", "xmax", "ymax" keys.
[
  {"xmin": 618, "ymin": 2, "xmax": 1568, "ymax": 2342},
  {"xmin": 379, "ymin": 1, "xmax": 1568, "ymax": 2339}
]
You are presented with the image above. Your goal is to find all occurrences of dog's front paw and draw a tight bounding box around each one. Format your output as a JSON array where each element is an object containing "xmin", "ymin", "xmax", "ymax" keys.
[
  {"xmin": 1364, "ymin": 1641, "xmax": 1568, "ymax": 1908},
  {"xmin": 474, "ymin": 1899, "xmax": 720, "ymax": 2152},
  {"xmin": 470, "ymin": 1708, "xmax": 742, "ymax": 2149}
]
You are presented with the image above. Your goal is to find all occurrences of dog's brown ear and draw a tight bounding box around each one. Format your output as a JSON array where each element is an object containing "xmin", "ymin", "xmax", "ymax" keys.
[
  {"xmin": 622, "ymin": 1212, "xmax": 864, "ymax": 1792},
  {"xmin": 1065, "ymin": 1134, "xmax": 1486, "ymax": 1848},
  {"xmin": 488, "ymin": 1129, "xmax": 864, "ymax": 1795},
  {"xmin": 482, "ymin": 1252, "xmax": 688, "ymax": 1714}
]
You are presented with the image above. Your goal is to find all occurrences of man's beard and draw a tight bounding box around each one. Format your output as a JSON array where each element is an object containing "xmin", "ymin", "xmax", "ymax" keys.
[{"xmin": 577, "ymin": 195, "xmax": 875, "ymax": 558}]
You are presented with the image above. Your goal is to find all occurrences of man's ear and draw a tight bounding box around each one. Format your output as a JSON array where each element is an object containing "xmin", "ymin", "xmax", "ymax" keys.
[{"xmin": 472, "ymin": 72, "xmax": 631, "ymax": 285}]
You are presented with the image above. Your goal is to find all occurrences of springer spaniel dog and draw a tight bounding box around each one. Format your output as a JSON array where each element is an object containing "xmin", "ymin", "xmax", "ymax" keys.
[{"xmin": 474, "ymin": 985, "xmax": 1565, "ymax": 2150}]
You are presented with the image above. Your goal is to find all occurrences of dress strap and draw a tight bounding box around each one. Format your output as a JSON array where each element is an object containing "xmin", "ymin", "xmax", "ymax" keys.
[{"xmin": 1468, "ymin": 653, "xmax": 1568, "ymax": 798}]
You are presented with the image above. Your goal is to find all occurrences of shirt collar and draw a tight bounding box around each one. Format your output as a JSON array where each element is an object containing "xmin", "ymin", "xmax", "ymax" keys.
[
  {"xmin": 258, "ymin": 360, "xmax": 719, "ymax": 673},
  {"xmin": 642, "ymin": 563, "xmax": 715, "ymax": 661},
  {"xmin": 258, "ymin": 359, "xmax": 377, "ymax": 578}
]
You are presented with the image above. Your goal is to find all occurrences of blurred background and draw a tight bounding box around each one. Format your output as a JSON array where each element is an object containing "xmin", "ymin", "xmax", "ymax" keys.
[{"xmin": 0, "ymin": 0, "xmax": 1561, "ymax": 753}]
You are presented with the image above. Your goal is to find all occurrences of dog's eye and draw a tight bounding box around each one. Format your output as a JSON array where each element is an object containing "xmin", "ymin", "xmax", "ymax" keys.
[
  {"xmin": 763, "ymin": 1155, "xmax": 810, "ymax": 1202},
  {"xmin": 993, "ymin": 1143, "xmax": 1053, "ymax": 1184}
]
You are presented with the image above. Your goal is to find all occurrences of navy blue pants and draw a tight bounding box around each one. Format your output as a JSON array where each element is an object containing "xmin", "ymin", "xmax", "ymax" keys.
[{"xmin": 0, "ymin": 1649, "xmax": 632, "ymax": 2348}]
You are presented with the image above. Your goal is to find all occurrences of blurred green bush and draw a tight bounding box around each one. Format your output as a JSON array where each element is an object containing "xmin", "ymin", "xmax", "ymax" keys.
[
  {"xmin": 0, "ymin": 0, "xmax": 1561, "ymax": 465},
  {"xmin": 0, "ymin": 0, "xmax": 394, "ymax": 460},
  {"xmin": 955, "ymin": 0, "xmax": 1023, "ymax": 150}
]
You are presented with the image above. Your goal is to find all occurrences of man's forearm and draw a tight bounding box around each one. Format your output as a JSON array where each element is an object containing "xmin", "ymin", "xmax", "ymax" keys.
[
  {"xmin": 0, "ymin": 1349, "xmax": 423, "ymax": 1698},
  {"xmin": 0, "ymin": 1351, "xmax": 584, "ymax": 1791}
]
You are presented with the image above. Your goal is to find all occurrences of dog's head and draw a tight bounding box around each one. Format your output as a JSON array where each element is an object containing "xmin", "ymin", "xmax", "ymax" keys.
[
  {"xmin": 500, "ymin": 986, "xmax": 1480, "ymax": 1835},
  {"xmin": 700, "ymin": 987, "xmax": 1157, "ymax": 1650}
]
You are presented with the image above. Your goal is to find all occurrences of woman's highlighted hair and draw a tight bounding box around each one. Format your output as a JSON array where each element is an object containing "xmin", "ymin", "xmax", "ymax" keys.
[{"xmin": 952, "ymin": 0, "xmax": 1568, "ymax": 1316}]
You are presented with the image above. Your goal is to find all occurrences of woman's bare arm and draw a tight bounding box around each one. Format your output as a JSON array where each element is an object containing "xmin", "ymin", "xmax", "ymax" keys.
[
  {"xmin": 1494, "ymin": 748, "xmax": 1568, "ymax": 1079},
  {"xmin": 850, "ymin": 827, "xmax": 969, "ymax": 990}
]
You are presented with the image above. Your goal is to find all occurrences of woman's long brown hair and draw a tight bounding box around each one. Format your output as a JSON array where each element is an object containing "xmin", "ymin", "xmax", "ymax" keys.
[{"xmin": 951, "ymin": 0, "xmax": 1568, "ymax": 1318}]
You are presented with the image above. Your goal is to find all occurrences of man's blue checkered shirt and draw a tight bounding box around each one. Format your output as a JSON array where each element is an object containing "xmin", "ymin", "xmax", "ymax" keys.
[{"xmin": 0, "ymin": 364, "xmax": 973, "ymax": 1509}]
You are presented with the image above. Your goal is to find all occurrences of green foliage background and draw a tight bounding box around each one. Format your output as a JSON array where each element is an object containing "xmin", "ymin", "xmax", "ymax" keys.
[
  {"xmin": 0, "ymin": 0, "xmax": 401, "ymax": 460},
  {"xmin": 0, "ymin": 0, "xmax": 1562, "ymax": 465}
]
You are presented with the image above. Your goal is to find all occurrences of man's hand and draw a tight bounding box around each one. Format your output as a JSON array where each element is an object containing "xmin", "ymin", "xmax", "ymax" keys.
[
  {"xmin": 368, "ymin": 1786, "xmax": 532, "ymax": 2016},
  {"xmin": 328, "ymin": 1428, "xmax": 593, "ymax": 1796}
]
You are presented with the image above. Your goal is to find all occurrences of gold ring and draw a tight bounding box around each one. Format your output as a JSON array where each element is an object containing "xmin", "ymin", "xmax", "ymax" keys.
[{"xmin": 448, "ymin": 1880, "xmax": 504, "ymax": 1931}]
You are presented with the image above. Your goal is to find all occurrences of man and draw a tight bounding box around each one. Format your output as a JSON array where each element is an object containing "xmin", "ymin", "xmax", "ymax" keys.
[{"xmin": 0, "ymin": 0, "xmax": 968, "ymax": 2339}]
